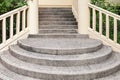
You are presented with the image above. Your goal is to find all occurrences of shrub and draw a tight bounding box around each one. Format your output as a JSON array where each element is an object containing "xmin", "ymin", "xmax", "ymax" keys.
[
  {"xmin": 0, "ymin": 0, "xmax": 27, "ymax": 15},
  {"xmin": 91, "ymin": 0, "xmax": 120, "ymax": 15}
]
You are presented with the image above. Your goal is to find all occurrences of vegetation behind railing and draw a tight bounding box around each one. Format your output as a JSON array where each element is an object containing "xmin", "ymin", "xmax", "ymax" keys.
[
  {"xmin": 91, "ymin": 0, "xmax": 120, "ymax": 15},
  {"xmin": 0, "ymin": 0, "xmax": 27, "ymax": 15}
]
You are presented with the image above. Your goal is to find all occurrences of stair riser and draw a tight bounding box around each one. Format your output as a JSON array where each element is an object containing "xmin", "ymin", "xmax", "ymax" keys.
[
  {"xmin": 1, "ymin": 58, "xmax": 120, "ymax": 80},
  {"xmin": 39, "ymin": 10, "xmax": 72, "ymax": 12},
  {"xmin": 39, "ymin": 8, "xmax": 72, "ymax": 10},
  {"xmin": 28, "ymin": 34, "xmax": 89, "ymax": 39},
  {"xmin": 39, "ymin": 11, "xmax": 72, "ymax": 14},
  {"xmin": 39, "ymin": 16, "xmax": 74, "ymax": 18},
  {"xmin": 17, "ymin": 41, "xmax": 103, "ymax": 55},
  {"xmin": 39, "ymin": 12, "xmax": 73, "ymax": 15},
  {"xmin": 39, "ymin": 26, "xmax": 77, "ymax": 29},
  {"xmin": 39, "ymin": 23, "xmax": 77, "ymax": 25},
  {"xmin": 39, "ymin": 30, "xmax": 77, "ymax": 34},
  {"xmin": 9, "ymin": 47, "xmax": 112, "ymax": 66},
  {"xmin": 0, "ymin": 72, "xmax": 14, "ymax": 80},
  {"xmin": 39, "ymin": 18, "xmax": 76, "ymax": 21}
]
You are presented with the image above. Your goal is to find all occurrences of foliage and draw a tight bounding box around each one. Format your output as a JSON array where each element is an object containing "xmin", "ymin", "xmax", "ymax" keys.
[
  {"xmin": 91, "ymin": 0, "xmax": 120, "ymax": 15},
  {"xmin": 0, "ymin": 0, "xmax": 27, "ymax": 15}
]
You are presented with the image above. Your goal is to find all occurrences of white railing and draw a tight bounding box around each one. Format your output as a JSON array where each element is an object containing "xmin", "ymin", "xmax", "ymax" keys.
[
  {"xmin": 0, "ymin": 6, "xmax": 29, "ymax": 50},
  {"xmin": 88, "ymin": 3, "xmax": 120, "ymax": 51}
]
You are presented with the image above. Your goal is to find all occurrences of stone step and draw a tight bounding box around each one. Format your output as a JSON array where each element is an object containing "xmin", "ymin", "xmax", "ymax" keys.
[
  {"xmin": 39, "ymin": 12, "xmax": 73, "ymax": 15},
  {"xmin": 28, "ymin": 34, "xmax": 89, "ymax": 39},
  {"xmin": 39, "ymin": 15, "xmax": 74, "ymax": 18},
  {"xmin": 17, "ymin": 38, "xmax": 102, "ymax": 55},
  {"xmin": 1, "ymin": 52, "xmax": 120, "ymax": 80},
  {"xmin": 39, "ymin": 25, "xmax": 77, "ymax": 29},
  {"xmin": 94, "ymin": 70, "xmax": 120, "ymax": 80},
  {"xmin": 39, "ymin": 8, "xmax": 72, "ymax": 12},
  {"xmin": 39, "ymin": 21, "xmax": 77, "ymax": 25},
  {"xmin": 0, "ymin": 55, "xmax": 40, "ymax": 80},
  {"xmin": 39, "ymin": 18, "xmax": 76, "ymax": 21},
  {"xmin": 39, "ymin": 29, "xmax": 78, "ymax": 34},
  {"xmin": 9, "ymin": 45, "xmax": 112, "ymax": 66},
  {"xmin": 39, "ymin": 8, "xmax": 72, "ymax": 10},
  {"xmin": 39, "ymin": 10, "xmax": 72, "ymax": 13}
]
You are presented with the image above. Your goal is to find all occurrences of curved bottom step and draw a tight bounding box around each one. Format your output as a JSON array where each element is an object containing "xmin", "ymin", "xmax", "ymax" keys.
[
  {"xmin": 0, "ymin": 56, "xmax": 40, "ymax": 80},
  {"xmin": 1, "ymin": 51, "xmax": 120, "ymax": 80},
  {"xmin": 9, "ymin": 45, "xmax": 112, "ymax": 66},
  {"xmin": 95, "ymin": 70, "xmax": 120, "ymax": 80},
  {"xmin": 28, "ymin": 34, "xmax": 89, "ymax": 39}
]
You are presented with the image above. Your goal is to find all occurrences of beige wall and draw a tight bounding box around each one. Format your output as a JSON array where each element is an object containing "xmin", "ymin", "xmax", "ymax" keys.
[
  {"xmin": 72, "ymin": 0, "xmax": 78, "ymax": 14},
  {"xmin": 39, "ymin": 0, "xmax": 73, "ymax": 7},
  {"xmin": 72, "ymin": 0, "xmax": 79, "ymax": 22}
]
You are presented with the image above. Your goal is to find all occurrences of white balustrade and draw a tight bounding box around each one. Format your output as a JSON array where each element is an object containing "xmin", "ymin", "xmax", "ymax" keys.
[
  {"xmin": 88, "ymin": 3, "xmax": 120, "ymax": 51},
  {"xmin": 0, "ymin": 6, "xmax": 29, "ymax": 50}
]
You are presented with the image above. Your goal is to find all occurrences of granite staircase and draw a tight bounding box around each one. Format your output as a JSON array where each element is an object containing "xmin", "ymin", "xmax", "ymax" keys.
[{"xmin": 0, "ymin": 8, "xmax": 120, "ymax": 80}]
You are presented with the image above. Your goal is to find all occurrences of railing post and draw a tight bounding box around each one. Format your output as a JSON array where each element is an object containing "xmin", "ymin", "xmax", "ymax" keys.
[
  {"xmin": 78, "ymin": 0, "xmax": 91, "ymax": 34},
  {"xmin": 27, "ymin": 0, "xmax": 39, "ymax": 34}
]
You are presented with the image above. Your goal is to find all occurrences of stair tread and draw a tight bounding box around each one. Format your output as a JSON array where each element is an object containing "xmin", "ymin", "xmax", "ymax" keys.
[
  {"xmin": 28, "ymin": 34, "xmax": 89, "ymax": 39},
  {"xmin": 39, "ymin": 15, "xmax": 74, "ymax": 18},
  {"xmin": 95, "ymin": 70, "xmax": 120, "ymax": 80},
  {"xmin": 10, "ymin": 45, "xmax": 112, "ymax": 66},
  {"xmin": 39, "ymin": 21, "xmax": 77, "ymax": 22},
  {"xmin": 1, "ymin": 51, "xmax": 120, "ymax": 74},
  {"xmin": 39, "ymin": 29, "xmax": 77, "ymax": 30},
  {"xmin": 18, "ymin": 38, "xmax": 101, "ymax": 50},
  {"xmin": 39, "ymin": 8, "xmax": 72, "ymax": 10},
  {"xmin": 10, "ymin": 45, "xmax": 112, "ymax": 61},
  {"xmin": 31, "ymin": 33, "xmax": 86, "ymax": 35},
  {"xmin": 39, "ymin": 29, "xmax": 78, "ymax": 34},
  {"xmin": 39, "ymin": 25, "xmax": 77, "ymax": 29},
  {"xmin": 39, "ymin": 10, "xmax": 72, "ymax": 12},
  {"xmin": 39, "ymin": 18, "xmax": 76, "ymax": 21},
  {"xmin": 39, "ymin": 18, "xmax": 76, "ymax": 19},
  {"xmin": 39, "ymin": 13, "xmax": 73, "ymax": 15},
  {"xmin": 0, "ymin": 55, "xmax": 40, "ymax": 80},
  {"xmin": 17, "ymin": 38, "xmax": 102, "ymax": 54},
  {"xmin": 39, "ymin": 22, "xmax": 77, "ymax": 24}
]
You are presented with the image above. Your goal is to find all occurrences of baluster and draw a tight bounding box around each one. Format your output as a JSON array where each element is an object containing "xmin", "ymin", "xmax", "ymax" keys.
[
  {"xmin": 22, "ymin": 9, "xmax": 26, "ymax": 30},
  {"xmin": 106, "ymin": 14, "xmax": 109, "ymax": 38},
  {"xmin": 16, "ymin": 11, "xmax": 20, "ymax": 34},
  {"xmin": 99, "ymin": 11, "xmax": 102, "ymax": 34},
  {"xmin": 10, "ymin": 15, "xmax": 13, "ymax": 38},
  {"xmin": 2, "ymin": 18, "xmax": 6, "ymax": 43},
  {"xmin": 93, "ymin": 8, "xmax": 96, "ymax": 31},
  {"xmin": 114, "ymin": 18, "xmax": 117, "ymax": 43}
]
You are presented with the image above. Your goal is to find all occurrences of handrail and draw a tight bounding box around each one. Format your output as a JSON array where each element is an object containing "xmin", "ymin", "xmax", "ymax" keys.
[
  {"xmin": 0, "ymin": 6, "xmax": 28, "ymax": 20},
  {"xmin": 88, "ymin": 3, "xmax": 120, "ymax": 20},
  {"xmin": 0, "ymin": 6, "xmax": 29, "ymax": 50}
]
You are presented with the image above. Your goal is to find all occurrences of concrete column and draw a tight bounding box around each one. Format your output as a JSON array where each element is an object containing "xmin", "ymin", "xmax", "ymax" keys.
[
  {"xmin": 27, "ymin": 0, "xmax": 39, "ymax": 34},
  {"xmin": 78, "ymin": 0, "xmax": 91, "ymax": 34}
]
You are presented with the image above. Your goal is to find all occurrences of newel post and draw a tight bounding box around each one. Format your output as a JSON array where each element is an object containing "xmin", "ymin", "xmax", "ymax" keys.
[
  {"xmin": 78, "ymin": 0, "xmax": 91, "ymax": 34},
  {"xmin": 27, "ymin": 0, "xmax": 39, "ymax": 34}
]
